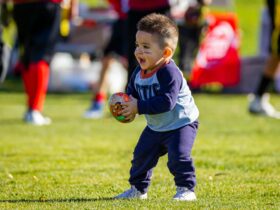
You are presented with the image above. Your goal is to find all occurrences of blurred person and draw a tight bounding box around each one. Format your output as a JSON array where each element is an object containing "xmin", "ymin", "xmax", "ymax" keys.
[
  {"xmin": 83, "ymin": 0, "xmax": 128, "ymax": 119},
  {"xmin": 258, "ymin": 6, "xmax": 271, "ymax": 58},
  {"xmin": 5, "ymin": 0, "xmax": 78, "ymax": 125},
  {"xmin": 115, "ymin": 13, "xmax": 199, "ymax": 201},
  {"xmin": 126, "ymin": 0, "xmax": 171, "ymax": 83},
  {"xmin": 248, "ymin": 0, "xmax": 280, "ymax": 119},
  {"xmin": 0, "ymin": 3, "xmax": 15, "ymax": 82},
  {"xmin": 177, "ymin": 0, "xmax": 212, "ymax": 77}
]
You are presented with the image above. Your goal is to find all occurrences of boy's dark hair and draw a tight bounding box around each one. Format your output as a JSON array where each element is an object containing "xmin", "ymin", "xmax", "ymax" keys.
[{"xmin": 137, "ymin": 13, "xmax": 179, "ymax": 51}]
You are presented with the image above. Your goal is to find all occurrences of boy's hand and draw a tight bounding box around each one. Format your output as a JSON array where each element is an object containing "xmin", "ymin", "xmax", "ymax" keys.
[{"xmin": 120, "ymin": 95, "xmax": 138, "ymax": 121}]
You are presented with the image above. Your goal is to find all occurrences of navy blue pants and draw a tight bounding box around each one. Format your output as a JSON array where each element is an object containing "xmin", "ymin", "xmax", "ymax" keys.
[{"xmin": 129, "ymin": 121, "xmax": 198, "ymax": 193}]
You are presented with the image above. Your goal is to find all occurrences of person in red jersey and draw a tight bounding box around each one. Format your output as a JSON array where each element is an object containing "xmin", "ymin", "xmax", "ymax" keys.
[{"xmin": 5, "ymin": 0, "xmax": 78, "ymax": 125}]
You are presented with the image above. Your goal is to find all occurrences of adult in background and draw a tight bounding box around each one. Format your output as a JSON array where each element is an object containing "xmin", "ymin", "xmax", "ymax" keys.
[
  {"xmin": 248, "ymin": 0, "xmax": 280, "ymax": 119},
  {"xmin": 8, "ymin": 0, "xmax": 78, "ymax": 125},
  {"xmin": 126, "ymin": 0, "xmax": 171, "ymax": 83}
]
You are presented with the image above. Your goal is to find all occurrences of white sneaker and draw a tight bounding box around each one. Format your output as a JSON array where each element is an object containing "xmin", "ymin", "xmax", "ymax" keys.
[
  {"xmin": 24, "ymin": 110, "xmax": 52, "ymax": 126},
  {"xmin": 173, "ymin": 187, "xmax": 197, "ymax": 201},
  {"xmin": 249, "ymin": 94, "xmax": 280, "ymax": 119},
  {"xmin": 114, "ymin": 186, "xmax": 147, "ymax": 199}
]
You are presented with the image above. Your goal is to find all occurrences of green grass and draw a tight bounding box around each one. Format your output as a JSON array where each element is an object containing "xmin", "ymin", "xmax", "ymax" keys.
[
  {"xmin": 0, "ymin": 91, "xmax": 279, "ymax": 209},
  {"xmin": 0, "ymin": 1, "xmax": 277, "ymax": 209}
]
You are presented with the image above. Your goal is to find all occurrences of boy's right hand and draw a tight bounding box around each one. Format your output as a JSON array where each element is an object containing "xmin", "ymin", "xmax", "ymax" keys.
[{"xmin": 120, "ymin": 96, "xmax": 138, "ymax": 121}]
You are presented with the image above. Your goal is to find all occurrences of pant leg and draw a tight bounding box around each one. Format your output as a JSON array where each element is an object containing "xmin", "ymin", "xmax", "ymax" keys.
[
  {"xmin": 166, "ymin": 121, "xmax": 199, "ymax": 192},
  {"xmin": 129, "ymin": 126, "xmax": 166, "ymax": 193}
]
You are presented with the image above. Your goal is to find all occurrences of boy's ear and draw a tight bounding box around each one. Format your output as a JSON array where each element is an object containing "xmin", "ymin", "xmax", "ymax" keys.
[{"xmin": 163, "ymin": 47, "xmax": 173, "ymax": 58}]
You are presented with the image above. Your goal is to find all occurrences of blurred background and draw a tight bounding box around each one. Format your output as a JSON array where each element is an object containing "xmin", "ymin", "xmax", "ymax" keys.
[{"xmin": 2, "ymin": 0, "xmax": 278, "ymax": 94}]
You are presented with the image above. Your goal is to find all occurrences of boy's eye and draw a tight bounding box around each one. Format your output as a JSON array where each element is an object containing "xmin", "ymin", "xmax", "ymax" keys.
[{"xmin": 143, "ymin": 45, "xmax": 149, "ymax": 49}]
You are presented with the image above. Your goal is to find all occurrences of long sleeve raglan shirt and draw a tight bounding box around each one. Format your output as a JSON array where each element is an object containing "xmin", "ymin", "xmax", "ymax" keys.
[{"xmin": 127, "ymin": 60, "xmax": 199, "ymax": 132}]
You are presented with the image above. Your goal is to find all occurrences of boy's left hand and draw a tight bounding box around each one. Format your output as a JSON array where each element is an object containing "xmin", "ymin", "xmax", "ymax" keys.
[{"xmin": 120, "ymin": 95, "xmax": 138, "ymax": 121}]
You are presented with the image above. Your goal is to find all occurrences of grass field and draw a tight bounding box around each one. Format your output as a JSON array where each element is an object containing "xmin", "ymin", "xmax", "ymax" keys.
[
  {"xmin": 1, "ymin": 0, "xmax": 279, "ymax": 209},
  {"xmin": 0, "ymin": 92, "xmax": 279, "ymax": 209}
]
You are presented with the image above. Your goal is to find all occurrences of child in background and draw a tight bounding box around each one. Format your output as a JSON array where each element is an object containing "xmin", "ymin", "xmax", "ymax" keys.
[
  {"xmin": 115, "ymin": 13, "xmax": 199, "ymax": 201},
  {"xmin": 84, "ymin": 0, "xmax": 128, "ymax": 119}
]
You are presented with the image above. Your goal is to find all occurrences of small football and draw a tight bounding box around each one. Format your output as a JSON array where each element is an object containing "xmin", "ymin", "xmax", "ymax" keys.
[{"xmin": 108, "ymin": 92, "xmax": 134, "ymax": 123}]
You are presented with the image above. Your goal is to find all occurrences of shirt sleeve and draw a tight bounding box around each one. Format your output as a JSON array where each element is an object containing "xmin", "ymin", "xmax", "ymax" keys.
[{"xmin": 138, "ymin": 65, "xmax": 182, "ymax": 115}]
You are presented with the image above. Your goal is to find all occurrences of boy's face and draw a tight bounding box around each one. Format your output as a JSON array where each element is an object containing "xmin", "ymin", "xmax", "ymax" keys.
[{"xmin": 134, "ymin": 30, "xmax": 166, "ymax": 71}]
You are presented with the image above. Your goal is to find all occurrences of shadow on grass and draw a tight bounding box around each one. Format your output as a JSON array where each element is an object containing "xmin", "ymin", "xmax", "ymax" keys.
[{"xmin": 0, "ymin": 197, "xmax": 114, "ymax": 203}]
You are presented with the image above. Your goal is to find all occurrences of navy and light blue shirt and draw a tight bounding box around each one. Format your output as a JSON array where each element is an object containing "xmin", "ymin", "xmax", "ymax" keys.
[{"xmin": 127, "ymin": 60, "xmax": 199, "ymax": 132}]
